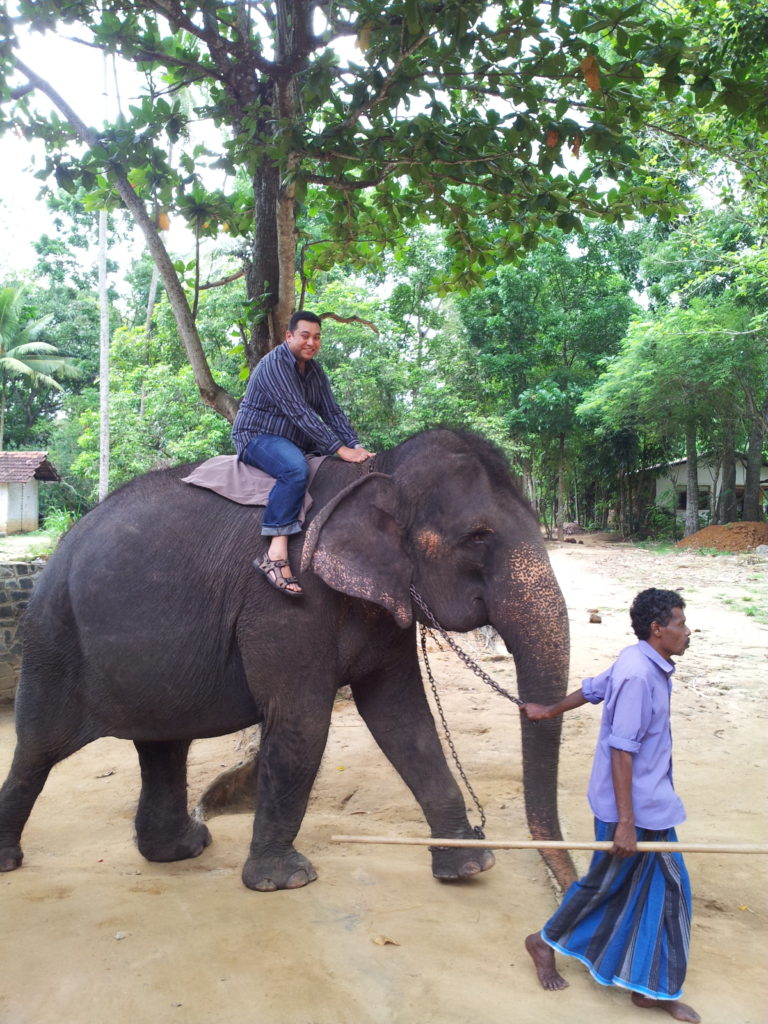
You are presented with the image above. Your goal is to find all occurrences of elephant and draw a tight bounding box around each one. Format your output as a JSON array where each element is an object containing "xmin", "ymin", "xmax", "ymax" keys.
[{"xmin": 0, "ymin": 428, "xmax": 576, "ymax": 892}]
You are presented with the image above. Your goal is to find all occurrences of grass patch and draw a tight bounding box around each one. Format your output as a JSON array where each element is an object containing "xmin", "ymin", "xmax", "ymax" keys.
[
  {"xmin": 0, "ymin": 529, "xmax": 60, "ymax": 561},
  {"xmin": 633, "ymin": 540, "xmax": 678, "ymax": 555},
  {"xmin": 720, "ymin": 590, "xmax": 768, "ymax": 625}
]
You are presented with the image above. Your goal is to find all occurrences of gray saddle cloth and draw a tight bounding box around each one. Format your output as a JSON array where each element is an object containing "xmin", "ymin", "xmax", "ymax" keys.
[{"xmin": 182, "ymin": 454, "xmax": 326, "ymax": 521}]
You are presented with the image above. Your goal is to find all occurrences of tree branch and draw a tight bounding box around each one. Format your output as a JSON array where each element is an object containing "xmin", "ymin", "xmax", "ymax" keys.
[
  {"xmin": 339, "ymin": 32, "xmax": 431, "ymax": 131},
  {"xmin": 200, "ymin": 268, "xmax": 246, "ymax": 291},
  {"xmin": 319, "ymin": 312, "xmax": 379, "ymax": 334},
  {"xmin": 143, "ymin": 0, "xmax": 279, "ymax": 76},
  {"xmin": 11, "ymin": 57, "xmax": 239, "ymax": 421}
]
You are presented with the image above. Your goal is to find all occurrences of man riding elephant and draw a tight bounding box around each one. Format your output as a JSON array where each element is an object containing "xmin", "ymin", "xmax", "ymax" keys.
[{"xmin": 232, "ymin": 310, "xmax": 375, "ymax": 596}]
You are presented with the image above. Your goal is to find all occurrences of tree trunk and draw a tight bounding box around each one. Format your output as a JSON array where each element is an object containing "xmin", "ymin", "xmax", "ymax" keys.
[
  {"xmin": 0, "ymin": 373, "xmax": 6, "ymax": 451},
  {"xmin": 742, "ymin": 409, "xmax": 766, "ymax": 521},
  {"xmin": 716, "ymin": 434, "xmax": 738, "ymax": 524},
  {"xmin": 683, "ymin": 422, "xmax": 700, "ymax": 537},
  {"xmin": 246, "ymin": 161, "xmax": 282, "ymax": 365},
  {"xmin": 556, "ymin": 433, "xmax": 565, "ymax": 542},
  {"xmin": 145, "ymin": 266, "xmax": 160, "ymax": 334},
  {"xmin": 98, "ymin": 209, "xmax": 110, "ymax": 502},
  {"xmin": 243, "ymin": 0, "xmax": 311, "ymax": 365},
  {"xmin": 112, "ymin": 171, "xmax": 239, "ymax": 421}
]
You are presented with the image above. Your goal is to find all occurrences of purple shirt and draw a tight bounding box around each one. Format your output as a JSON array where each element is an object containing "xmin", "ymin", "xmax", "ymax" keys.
[{"xmin": 581, "ymin": 640, "xmax": 686, "ymax": 830}]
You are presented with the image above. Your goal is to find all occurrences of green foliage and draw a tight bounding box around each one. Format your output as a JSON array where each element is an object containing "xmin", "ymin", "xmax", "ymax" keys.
[
  {"xmin": 581, "ymin": 208, "xmax": 768, "ymax": 468},
  {"xmin": 41, "ymin": 504, "xmax": 75, "ymax": 536},
  {"xmin": 5, "ymin": 0, "xmax": 768, "ymax": 378},
  {"xmin": 453, "ymin": 225, "xmax": 639, "ymax": 515},
  {"xmin": 0, "ymin": 283, "xmax": 80, "ymax": 449},
  {"xmin": 69, "ymin": 328, "xmax": 237, "ymax": 497}
]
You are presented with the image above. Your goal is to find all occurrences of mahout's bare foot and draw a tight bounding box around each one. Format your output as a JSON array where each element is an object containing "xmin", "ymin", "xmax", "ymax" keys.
[
  {"xmin": 631, "ymin": 992, "xmax": 701, "ymax": 1022},
  {"xmin": 525, "ymin": 932, "xmax": 569, "ymax": 991}
]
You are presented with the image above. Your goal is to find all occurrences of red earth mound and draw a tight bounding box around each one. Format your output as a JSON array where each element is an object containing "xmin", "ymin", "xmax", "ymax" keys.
[{"xmin": 677, "ymin": 521, "xmax": 768, "ymax": 553}]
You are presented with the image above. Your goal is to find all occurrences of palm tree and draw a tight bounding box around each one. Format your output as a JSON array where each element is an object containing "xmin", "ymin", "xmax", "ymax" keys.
[{"xmin": 0, "ymin": 286, "xmax": 79, "ymax": 450}]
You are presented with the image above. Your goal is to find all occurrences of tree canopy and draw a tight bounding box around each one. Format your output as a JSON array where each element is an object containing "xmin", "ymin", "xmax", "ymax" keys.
[{"xmin": 3, "ymin": 0, "xmax": 768, "ymax": 420}]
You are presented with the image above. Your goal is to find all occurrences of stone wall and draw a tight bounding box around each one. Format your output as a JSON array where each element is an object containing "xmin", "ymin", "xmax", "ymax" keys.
[{"xmin": 1, "ymin": 561, "xmax": 46, "ymax": 703}]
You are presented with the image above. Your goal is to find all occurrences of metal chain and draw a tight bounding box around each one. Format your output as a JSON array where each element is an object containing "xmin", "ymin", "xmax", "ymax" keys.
[
  {"xmin": 409, "ymin": 585, "xmax": 524, "ymax": 707},
  {"xmin": 411, "ymin": 584, "xmax": 529, "ymax": 841},
  {"xmin": 418, "ymin": 622, "xmax": 486, "ymax": 838}
]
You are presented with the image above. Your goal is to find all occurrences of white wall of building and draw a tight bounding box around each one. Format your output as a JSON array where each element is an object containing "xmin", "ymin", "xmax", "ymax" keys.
[{"xmin": 0, "ymin": 481, "xmax": 40, "ymax": 534}]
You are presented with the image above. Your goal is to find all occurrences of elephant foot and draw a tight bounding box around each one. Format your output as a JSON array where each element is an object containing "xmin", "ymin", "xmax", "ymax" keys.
[
  {"xmin": 242, "ymin": 848, "xmax": 318, "ymax": 892},
  {"xmin": 430, "ymin": 844, "xmax": 495, "ymax": 881},
  {"xmin": 137, "ymin": 819, "xmax": 212, "ymax": 863},
  {"xmin": 0, "ymin": 843, "xmax": 23, "ymax": 872}
]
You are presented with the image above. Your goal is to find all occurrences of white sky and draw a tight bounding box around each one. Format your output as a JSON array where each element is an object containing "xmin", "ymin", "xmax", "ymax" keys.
[
  {"xmin": 0, "ymin": 8, "xmax": 355, "ymax": 284},
  {"xmin": 1, "ymin": 23, "xmax": 177, "ymax": 281}
]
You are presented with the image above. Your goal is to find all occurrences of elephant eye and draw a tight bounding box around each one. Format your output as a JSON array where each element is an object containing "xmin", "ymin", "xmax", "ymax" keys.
[{"xmin": 462, "ymin": 528, "xmax": 493, "ymax": 546}]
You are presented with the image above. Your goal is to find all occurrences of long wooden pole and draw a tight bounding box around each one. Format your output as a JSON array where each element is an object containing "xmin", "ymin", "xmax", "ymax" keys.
[{"xmin": 330, "ymin": 834, "xmax": 768, "ymax": 855}]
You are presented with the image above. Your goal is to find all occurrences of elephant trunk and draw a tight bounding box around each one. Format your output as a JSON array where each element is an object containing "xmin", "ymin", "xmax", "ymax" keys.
[{"xmin": 489, "ymin": 543, "xmax": 577, "ymax": 892}]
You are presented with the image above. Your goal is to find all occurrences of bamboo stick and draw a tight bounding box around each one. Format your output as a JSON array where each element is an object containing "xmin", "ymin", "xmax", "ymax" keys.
[{"xmin": 330, "ymin": 834, "xmax": 768, "ymax": 855}]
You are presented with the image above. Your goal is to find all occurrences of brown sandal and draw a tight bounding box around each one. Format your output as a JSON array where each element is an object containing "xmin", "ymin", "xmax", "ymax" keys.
[{"xmin": 254, "ymin": 553, "xmax": 303, "ymax": 597}]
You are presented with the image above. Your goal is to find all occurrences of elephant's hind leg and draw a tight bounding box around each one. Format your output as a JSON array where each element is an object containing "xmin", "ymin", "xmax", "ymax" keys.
[
  {"xmin": 134, "ymin": 740, "xmax": 211, "ymax": 862},
  {"xmin": 0, "ymin": 748, "xmax": 57, "ymax": 871}
]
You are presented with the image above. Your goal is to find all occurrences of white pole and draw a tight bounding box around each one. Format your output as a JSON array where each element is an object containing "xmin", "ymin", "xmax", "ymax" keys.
[
  {"xmin": 330, "ymin": 834, "xmax": 768, "ymax": 855},
  {"xmin": 97, "ymin": 207, "xmax": 110, "ymax": 502}
]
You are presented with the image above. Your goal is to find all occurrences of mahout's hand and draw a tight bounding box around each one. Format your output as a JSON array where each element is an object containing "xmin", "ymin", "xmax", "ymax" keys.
[
  {"xmin": 610, "ymin": 821, "xmax": 637, "ymax": 858},
  {"xmin": 519, "ymin": 703, "xmax": 553, "ymax": 721}
]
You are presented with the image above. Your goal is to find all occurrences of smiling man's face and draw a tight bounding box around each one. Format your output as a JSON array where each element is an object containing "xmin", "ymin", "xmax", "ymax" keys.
[{"xmin": 285, "ymin": 320, "xmax": 321, "ymax": 366}]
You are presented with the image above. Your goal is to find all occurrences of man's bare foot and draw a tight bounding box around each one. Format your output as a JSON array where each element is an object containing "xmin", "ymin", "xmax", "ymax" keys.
[
  {"xmin": 525, "ymin": 932, "xmax": 569, "ymax": 991},
  {"xmin": 631, "ymin": 992, "xmax": 701, "ymax": 1022}
]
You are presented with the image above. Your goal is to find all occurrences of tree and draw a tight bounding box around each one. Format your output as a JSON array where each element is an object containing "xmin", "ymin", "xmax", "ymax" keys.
[
  {"xmin": 4, "ymin": 0, "xmax": 767, "ymax": 423},
  {"xmin": 455, "ymin": 225, "xmax": 638, "ymax": 531},
  {"xmin": 635, "ymin": 204, "xmax": 768, "ymax": 525},
  {"xmin": 0, "ymin": 285, "xmax": 79, "ymax": 450},
  {"xmin": 579, "ymin": 296, "xmax": 767, "ymax": 534}
]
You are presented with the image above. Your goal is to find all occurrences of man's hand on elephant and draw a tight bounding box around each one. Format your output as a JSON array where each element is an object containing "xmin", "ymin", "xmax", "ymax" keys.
[
  {"xmin": 520, "ymin": 702, "xmax": 554, "ymax": 721},
  {"xmin": 337, "ymin": 445, "xmax": 376, "ymax": 463}
]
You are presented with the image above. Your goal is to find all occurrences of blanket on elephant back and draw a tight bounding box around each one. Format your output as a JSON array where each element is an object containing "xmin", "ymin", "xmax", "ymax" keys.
[{"xmin": 181, "ymin": 454, "xmax": 326, "ymax": 521}]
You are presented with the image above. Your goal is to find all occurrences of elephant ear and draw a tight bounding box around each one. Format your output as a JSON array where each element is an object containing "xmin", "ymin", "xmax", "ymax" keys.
[{"xmin": 300, "ymin": 472, "xmax": 413, "ymax": 627}]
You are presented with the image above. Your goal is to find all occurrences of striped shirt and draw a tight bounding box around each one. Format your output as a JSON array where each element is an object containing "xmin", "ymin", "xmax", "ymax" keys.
[{"xmin": 231, "ymin": 341, "xmax": 361, "ymax": 457}]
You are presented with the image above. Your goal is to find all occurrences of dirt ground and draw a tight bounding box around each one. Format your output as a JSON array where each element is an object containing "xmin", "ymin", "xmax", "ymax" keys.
[{"xmin": 1, "ymin": 536, "xmax": 766, "ymax": 1024}]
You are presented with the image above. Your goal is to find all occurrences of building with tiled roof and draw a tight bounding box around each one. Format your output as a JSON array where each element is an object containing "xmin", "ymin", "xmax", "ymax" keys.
[{"xmin": 0, "ymin": 451, "xmax": 61, "ymax": 534}]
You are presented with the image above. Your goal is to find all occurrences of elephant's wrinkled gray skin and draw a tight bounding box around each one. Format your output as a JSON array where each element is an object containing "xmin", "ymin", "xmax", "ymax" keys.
[{"xmin": 0, "ymin": 429, "xmax": 576, "ymax": 892}]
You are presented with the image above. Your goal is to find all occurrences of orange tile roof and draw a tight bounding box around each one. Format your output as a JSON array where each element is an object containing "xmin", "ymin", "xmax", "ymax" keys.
[{"xmin": 0, "ymin": 451, "xmax": 61, "ymax": 483}]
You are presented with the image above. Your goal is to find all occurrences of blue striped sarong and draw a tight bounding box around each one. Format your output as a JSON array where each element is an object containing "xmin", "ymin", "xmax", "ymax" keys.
[{"xmin": 541, "ymin": 819, "xmax": 692, "ymax": 1001}]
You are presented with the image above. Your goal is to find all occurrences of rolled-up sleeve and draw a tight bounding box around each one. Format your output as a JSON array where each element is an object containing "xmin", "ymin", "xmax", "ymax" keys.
[
  {"xmin": 606, "ymin": 674, "xmax": 652, "ymax": 754},
  {"xmin": 582, "ymin": 667, "xmax": 611, "ymax": 704}
]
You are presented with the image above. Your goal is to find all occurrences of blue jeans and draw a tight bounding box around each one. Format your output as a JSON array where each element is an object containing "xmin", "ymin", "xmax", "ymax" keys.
[{"xmin": 240, "ymin": 435, "xmax": 309, "ymax": 537}]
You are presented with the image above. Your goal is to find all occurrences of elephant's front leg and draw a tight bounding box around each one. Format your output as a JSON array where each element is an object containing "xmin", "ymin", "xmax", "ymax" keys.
[
  {"xmin": 351, "ymin": 663, "xmax": 495, "ymax": 881},
  {"xmin": 242, "ymin": 704, "xmax": 333, "ymax": 892}
]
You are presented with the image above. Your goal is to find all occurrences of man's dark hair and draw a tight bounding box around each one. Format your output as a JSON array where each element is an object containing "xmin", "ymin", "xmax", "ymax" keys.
[
  {"xmin": 630, "ymin": 588, "xmax": 685, "ymax": 640},
  {"xmin": 288, "ymin": 310, "xmax": 322, "ymax": 332}
]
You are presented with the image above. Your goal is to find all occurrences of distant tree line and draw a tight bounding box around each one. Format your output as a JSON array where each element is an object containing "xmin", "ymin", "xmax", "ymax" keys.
[{"xmin": 2, "ymin": 191, "xmax": 765, "ymax": 538}]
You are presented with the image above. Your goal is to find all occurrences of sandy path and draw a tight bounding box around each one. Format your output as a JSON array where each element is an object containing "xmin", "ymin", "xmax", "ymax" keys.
[{"xmin": 1, "ymin": 539, "xmax": 766, "ymax": 1024}]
